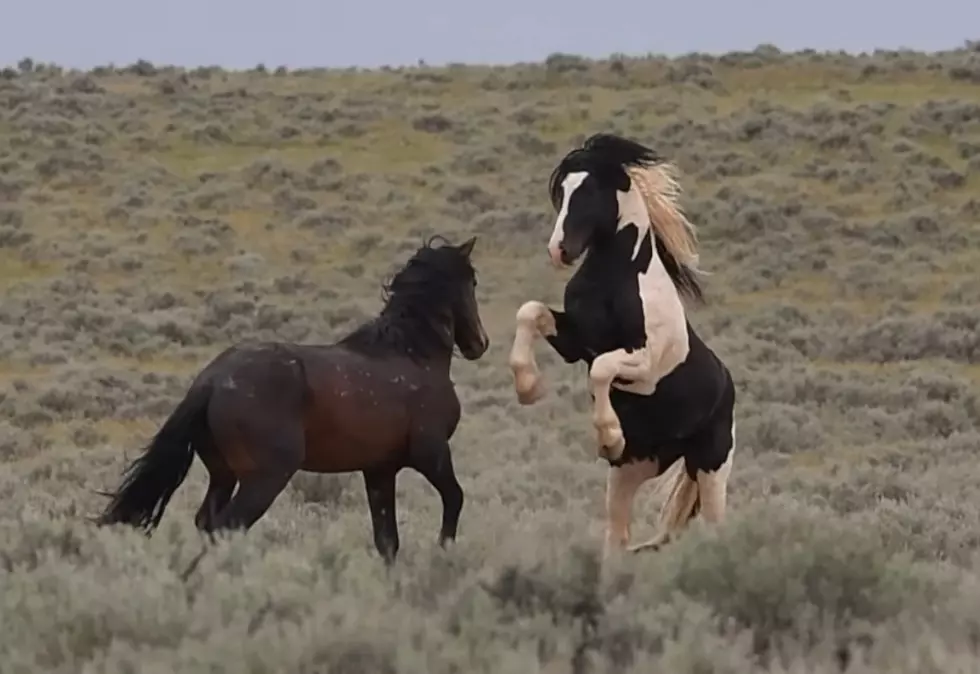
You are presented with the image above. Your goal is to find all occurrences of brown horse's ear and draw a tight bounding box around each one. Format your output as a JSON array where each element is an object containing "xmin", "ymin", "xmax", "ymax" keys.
[{"xmin": 459, "ymin": 236, "xmax": 477, "ymax": 257}]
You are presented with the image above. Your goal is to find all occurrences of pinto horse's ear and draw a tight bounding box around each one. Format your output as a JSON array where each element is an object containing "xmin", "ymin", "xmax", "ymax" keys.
[{"xmin": 458, "ymin": 236, "xmax": 477, "ymax": 257}]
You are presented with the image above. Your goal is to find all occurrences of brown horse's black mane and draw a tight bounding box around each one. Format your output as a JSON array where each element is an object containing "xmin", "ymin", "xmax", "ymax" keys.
[{"xmin": 339, "ymin": 236, "xmax": 475, "ymax": 362}]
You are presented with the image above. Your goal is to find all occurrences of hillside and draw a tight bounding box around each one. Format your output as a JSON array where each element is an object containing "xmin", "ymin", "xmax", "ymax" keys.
[{"xmin": 2, "ymin": 46, "xmax": 980, "ymax": 672}]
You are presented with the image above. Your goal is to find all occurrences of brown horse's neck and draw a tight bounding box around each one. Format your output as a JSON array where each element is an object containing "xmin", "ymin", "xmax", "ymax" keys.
[{"xmin": 340, "ymin": 301, "xmax": 456, "ymax": 370}]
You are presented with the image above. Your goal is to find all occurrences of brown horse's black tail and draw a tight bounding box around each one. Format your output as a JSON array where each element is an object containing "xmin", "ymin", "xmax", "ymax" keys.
[{"xmin": 94, "ymin": 383, "xmax": 212, "ymax": 533}]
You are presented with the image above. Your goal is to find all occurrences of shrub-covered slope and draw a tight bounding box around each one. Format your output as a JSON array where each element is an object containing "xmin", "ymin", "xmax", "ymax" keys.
[{"xmin": 2, "ymin": 47, "xmax": 980, "ymax": 672}]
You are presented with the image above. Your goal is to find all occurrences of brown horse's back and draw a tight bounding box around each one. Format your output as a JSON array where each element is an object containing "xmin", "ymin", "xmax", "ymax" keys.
[{"xmin": 200, "ymin": 342, "xmax": 459, "ymax": 476}]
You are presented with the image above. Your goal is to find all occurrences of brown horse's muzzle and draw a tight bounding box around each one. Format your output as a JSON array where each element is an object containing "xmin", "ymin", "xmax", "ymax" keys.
[{"xmin": 460, "ymin": 330, "xmax": 489, "ymax": 360}]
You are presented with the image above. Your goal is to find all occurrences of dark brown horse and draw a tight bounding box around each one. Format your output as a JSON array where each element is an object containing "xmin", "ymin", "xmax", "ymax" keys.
[{"xmin": 95, "ymin": 235, "xmax": 489, "ymax": 564}]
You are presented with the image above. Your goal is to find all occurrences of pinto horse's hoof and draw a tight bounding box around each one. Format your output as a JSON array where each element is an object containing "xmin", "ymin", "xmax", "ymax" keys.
[
  {"xmin": 515, "ymin": 374, "xmax": 546, "ymax": 405},
  {"xmin": 627, "ymin": 532, "xmax": 671, "ymax": 554},
  {"xmin": 596, "ymin": 425, "xmax": 625, "ymax": 460},
  {"xmin": 627, "ymin": 542, "xmax": 661, "ymax": 554}
]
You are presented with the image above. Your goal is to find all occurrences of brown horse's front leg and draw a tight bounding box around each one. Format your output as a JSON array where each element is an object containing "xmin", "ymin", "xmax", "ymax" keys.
[
  {"xmin": 409, "ymin": 435, "xmax": 463, "ymax": 547},
  {"xmin": 363, "ymin": 467, "xmax": 400, "ymax": 564}
]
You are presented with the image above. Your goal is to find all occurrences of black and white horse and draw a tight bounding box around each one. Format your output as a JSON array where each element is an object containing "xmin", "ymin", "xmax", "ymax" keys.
[{"xmin": 508, "ymin": 133, "xmax": 736, "ymax": 557}]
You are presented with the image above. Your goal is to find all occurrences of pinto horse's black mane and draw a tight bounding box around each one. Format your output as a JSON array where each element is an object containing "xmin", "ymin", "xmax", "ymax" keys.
[
  {"xmin": 548, "ymin": 133, "xmax": 664, "ymax": 210},
  {"xmin": 548, "ymin": 133, "xmax": 704, "ymax": 304},
  {"xmin": 340, "ymin": 236, "xmax": 475, "ymax": 362}
]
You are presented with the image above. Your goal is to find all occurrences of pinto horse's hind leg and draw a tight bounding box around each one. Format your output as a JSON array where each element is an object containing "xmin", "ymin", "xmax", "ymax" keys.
[
  {"xmin": 628, "ymin": 460, "xmax": 700, "ymax": 553},
  {"xmin": 602, "ymin": 459, "xmax": 660, "ymax": 559},
  {"xmin": 695, "ymin": 418, "xmax": 735, "ymax": 524},
  {"xmin": 362, "ymin": 467, "xmax": 400, "ymax": 565},
  {"xmin": 408, "ymin": 435, "xmax": 464, "ymax": 547}
]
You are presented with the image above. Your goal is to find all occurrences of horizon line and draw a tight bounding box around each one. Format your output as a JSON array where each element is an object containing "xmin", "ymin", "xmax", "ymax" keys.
[{"xmin": 3, "ymin": 38, "xmax": 978, "ymax": 74}]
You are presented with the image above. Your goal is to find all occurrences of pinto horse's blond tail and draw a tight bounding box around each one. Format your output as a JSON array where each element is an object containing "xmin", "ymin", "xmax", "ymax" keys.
[{"xmin": 651, "ymin": 459, "xmax": 701, "ymax": 538}]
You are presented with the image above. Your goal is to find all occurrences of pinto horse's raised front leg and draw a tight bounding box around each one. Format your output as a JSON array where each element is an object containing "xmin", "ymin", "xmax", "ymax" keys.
[
  {"xmin": 510, "ymin": 302, "xmax": 589, "ymax": 404},
  {"xmin": 510, "ymin": 300, "xmax": 589, "ymax": 404},
  {"xmin": 509, "ymin": 301, "xmax": 554, "ymax": 404},
  {"xmin": 588, "ymin": 346, "xmax": 658, "ymax": 460}
]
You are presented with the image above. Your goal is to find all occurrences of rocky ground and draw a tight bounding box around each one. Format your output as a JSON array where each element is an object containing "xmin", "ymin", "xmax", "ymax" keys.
[{"xmin": 2, "ymin": 46, "xmax": 980, "ymax": 672}]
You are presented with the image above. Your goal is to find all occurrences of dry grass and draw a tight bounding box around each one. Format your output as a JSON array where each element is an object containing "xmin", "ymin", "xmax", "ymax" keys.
[{"xmin": 2, "ymin": 45, "xmax": 980, "ymax": 672}]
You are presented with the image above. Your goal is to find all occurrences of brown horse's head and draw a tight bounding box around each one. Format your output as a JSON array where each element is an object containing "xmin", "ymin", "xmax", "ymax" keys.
[
  {"xmin": 450, "ymin": 236, "xmax": 490, "ymax": 360},
  {"xmin": 351, "ymin": 235, "xmax": 489, "ymax": 364}
]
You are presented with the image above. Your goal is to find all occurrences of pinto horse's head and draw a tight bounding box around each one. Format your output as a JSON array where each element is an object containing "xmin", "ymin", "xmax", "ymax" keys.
[{"xmin": 546, "ymin": 133, "xmax": 664, "ymax": 268}]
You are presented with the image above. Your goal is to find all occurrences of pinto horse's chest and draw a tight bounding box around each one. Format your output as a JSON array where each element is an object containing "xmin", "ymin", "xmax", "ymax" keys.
[{"xmin": 564, "ymin": 265, "xmax": 648, "ymax": 356}]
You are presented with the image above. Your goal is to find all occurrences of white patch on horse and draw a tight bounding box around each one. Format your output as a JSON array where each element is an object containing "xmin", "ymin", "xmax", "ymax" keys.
[
  {"xmin": 613, "ymin": 185, "xmax": 651, "ymax": 261},
  {"xmin": 547, "ymin": 171, "xmax": 588, "ymax": 266},
  {"xmin": 696, "ymin": 418, "xmax": 735, "ymax": 523},
  {"xmin": 589, "ymin": 179, "xmax": 690, "ymax": 459}
]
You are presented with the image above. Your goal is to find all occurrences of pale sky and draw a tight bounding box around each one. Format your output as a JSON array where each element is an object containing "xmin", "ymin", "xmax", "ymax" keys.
[{"xmin": 3, "ymin": 0, "xmax": 978, "ymax": 70}]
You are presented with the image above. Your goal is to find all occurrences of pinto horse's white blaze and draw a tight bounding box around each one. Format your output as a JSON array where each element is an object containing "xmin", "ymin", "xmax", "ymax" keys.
[
  {"xmin": 547, "ymin": 171, "xmax": 588, "ymax": 268},
  {"xmin": 509, "ymin": 300, "xmax": 554, "ymax": 404}
]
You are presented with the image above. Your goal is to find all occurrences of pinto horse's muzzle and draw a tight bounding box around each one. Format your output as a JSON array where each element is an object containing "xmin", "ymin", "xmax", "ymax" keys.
[{"xmin": 548, "ymin": 240, "xmax": 583, "ymax": 268}]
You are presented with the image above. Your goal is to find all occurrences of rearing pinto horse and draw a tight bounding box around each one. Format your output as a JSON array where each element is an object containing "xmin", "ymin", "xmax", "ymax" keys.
[
  {"xmin": 95, "ymin": 235, "xmax": 489, "ymax": 564},
  {"xmin": 508, "ymin": 134, "xmax": 736, "ymax": 558}
]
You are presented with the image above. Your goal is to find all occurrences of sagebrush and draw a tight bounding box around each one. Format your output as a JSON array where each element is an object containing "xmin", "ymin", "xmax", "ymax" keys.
[{"xmin": 2, "ymin": 45, "xmax": 980, "ymax": 673}]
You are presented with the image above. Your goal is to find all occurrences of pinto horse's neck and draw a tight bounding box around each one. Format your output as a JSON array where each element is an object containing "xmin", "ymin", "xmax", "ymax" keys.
[
  {"xmin": 613, "ymin": 184, "xmax": 654, "ymax": 262},
  {"xmin": 569, "ymin": 223, "xmax": 686, "ymax": 353},
  {"xmin": 582, "ymin": 222, "xmax": 658, "ymax": 289}
]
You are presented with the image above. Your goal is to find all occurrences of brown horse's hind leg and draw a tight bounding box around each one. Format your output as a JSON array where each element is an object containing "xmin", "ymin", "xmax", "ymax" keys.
[
  {"xmin": 209, "ymin": 425, "xmax": 304, "ymax": 533},
  {"xmin": 210, "ymin": 470, "xmax": 295, "ymax": 532},
  {"xmin": 408, "ymin": 435, "xmax": 464, "ymax": 547},
  {"xmin": 193, "ymin": 434, "xmax": 237, "ymax": 534},
  {"xmin": 362, "ymin": 466, "xmax": 400, "ymax": 565}
]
